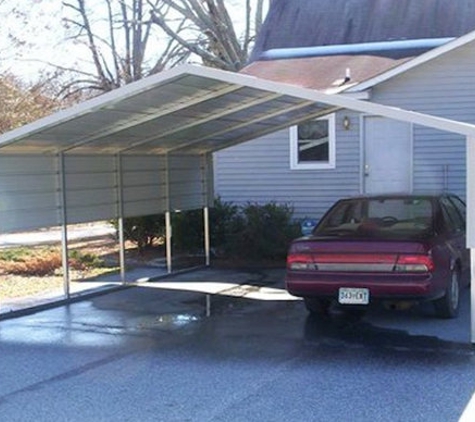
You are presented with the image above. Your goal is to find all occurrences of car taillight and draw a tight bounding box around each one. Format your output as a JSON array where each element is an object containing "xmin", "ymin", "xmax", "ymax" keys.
[
  {"xmin": 287, "ymin": 253, "xmax": 315, "ymax": 270},
  {"xmin": 394, "ymin": 254, "xmax": 434, "ymax": 272}
]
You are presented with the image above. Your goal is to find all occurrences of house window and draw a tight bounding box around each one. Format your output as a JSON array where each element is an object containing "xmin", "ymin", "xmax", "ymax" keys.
[{"xmin": 290, "ymin": 114, "xmax": 336, "ymax": 170}]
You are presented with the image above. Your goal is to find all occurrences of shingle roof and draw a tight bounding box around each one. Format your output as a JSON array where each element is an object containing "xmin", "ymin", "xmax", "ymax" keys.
[{"xmin": 241, "ymin": 55, "xmax": 413, "ymax": 93}]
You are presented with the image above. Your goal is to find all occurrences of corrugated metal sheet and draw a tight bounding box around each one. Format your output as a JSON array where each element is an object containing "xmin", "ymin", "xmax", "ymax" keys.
[
  {"xmin": 0, "ymin": 156, "xmax": 59, "ymax": 232},
  {"xmin": 0, "ymin": 152, "xmax": 211, "ymax": 232}
]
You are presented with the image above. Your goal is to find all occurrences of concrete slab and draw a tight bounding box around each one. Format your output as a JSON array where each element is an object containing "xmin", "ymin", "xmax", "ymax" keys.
[{"xmin": 1, "ymin": 266, "xmax": 472, "ymax": 345}]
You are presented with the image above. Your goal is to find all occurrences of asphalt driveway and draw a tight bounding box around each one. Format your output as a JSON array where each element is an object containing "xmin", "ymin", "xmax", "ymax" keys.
[{"xmin": 0, "ymin": 267, "xmax": 474, "ymax": 421}]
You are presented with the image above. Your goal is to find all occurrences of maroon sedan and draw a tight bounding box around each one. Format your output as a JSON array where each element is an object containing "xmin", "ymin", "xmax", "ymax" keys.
[{"xmin": 286, "ymin": 194, "xmax": 470, "ymax": 318}]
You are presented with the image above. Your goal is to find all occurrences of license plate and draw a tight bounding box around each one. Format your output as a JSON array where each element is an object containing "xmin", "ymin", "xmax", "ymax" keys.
[{"xmin": 338, "ymin": 288, "xmax": 370, "ymax": 305}]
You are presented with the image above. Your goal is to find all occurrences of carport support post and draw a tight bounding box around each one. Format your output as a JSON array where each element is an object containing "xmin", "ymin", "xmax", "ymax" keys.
[
  {"xmin": 467, "ymin": 135, "xmax": 475, "ymax": 344},
  {"xmin": 204, "ymin": 206, "xmax": 210, "ymax": 266},
  {"xmin": 166, "ymin": 211, "xmax": 172, "ymax": 274},
  {"xmin": 118, "ymin": 218, "xmax": 126, "ymax": 283},
  {"xmin": 201, "ymin": 154, "xmax": 211, "ymax": 266},
  {"xmin": 116, "ymin": 154, "xmax": 126, "ymax": 283},
  {"xmin": 58, "ymin": 153, "xmax": 70, "ymax": 298}
]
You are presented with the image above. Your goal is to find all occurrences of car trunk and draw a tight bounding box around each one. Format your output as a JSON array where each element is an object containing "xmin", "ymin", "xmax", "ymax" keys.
[{"xmin": 287, "ymin": 238, "xmax": 431, "ymax": 273}]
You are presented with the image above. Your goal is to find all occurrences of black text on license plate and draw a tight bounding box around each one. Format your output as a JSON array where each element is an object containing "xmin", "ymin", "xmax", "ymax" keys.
[{"xmin": 338, "ymin": 287, "xmax": 370, "ymax": 305}]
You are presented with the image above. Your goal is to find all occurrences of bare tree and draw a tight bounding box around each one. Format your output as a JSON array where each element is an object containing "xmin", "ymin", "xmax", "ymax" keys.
[
  {"xmin": 61, "ymin": 0, "xmax": 190, "ymax": 94},
  {"xmin": 150, "ymin": 0, "xmax": 267, "ymax": 71},
  {"xmin": 0, "ymin": 0, "xmax": 266, "ymax": 97}
]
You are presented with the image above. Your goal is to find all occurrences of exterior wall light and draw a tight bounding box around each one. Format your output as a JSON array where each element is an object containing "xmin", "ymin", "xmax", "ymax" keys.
[{"xmin": 343, "ymin": 116, "xmax": 351, "ymax": 130}]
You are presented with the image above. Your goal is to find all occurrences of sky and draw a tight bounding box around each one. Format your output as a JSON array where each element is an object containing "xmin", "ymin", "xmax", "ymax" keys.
[{"xmin": 0, "ymin": 0, "xmax": 268, "ymax": 84}]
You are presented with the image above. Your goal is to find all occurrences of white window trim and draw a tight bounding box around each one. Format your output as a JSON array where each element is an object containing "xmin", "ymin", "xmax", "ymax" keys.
[{"xmin": 290, "ymin": 114, "xmax": 336, "ymax": 170}]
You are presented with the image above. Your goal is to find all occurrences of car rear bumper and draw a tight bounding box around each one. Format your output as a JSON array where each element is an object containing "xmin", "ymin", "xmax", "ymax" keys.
[{"xmin": 285, "ymin": 271, "xmax": 439, "ymax": 301}]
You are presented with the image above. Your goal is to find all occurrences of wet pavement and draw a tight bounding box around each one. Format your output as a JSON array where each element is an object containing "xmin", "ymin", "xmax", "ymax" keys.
[{"xmin": 0, "ymin": 267, "xmax": 475, "ymax": 421}]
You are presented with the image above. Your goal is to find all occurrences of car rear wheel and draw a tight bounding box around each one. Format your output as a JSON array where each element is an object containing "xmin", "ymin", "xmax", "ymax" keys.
[
  {"xmin": 434, "ymin": 269, "xmax": 460, "ymax": 319},
  {"xmin": 304, "ymin": 298, "xmax": 331, "ymax": 316}
]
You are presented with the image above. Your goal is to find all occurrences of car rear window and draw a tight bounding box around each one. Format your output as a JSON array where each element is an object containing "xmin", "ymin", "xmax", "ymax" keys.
[{"xmin": 315, "ymin": 197, "xmax": 434, "ymax": 239}]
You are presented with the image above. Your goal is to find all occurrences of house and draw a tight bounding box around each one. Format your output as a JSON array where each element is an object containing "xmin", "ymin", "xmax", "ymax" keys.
[{"xmin": 213, "ymin": 0, "xmax": 475, "ymax": 221}]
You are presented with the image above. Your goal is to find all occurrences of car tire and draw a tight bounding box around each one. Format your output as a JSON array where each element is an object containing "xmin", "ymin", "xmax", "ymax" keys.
[
  {"xmin": 304, "ymin": 297, "xmax": 331, "ymax": 316},
  {"xmin": 434, "ymin": 269, "xmax": 460, "ymax": 319}
]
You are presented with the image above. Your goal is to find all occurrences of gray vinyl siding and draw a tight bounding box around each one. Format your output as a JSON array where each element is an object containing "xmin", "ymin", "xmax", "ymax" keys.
[
  {"xmin": 370, "ymin": 41, "xmax": 475, "ymax": 201},
  {"xmin": 214, "ymin": 110, "xmax": 362, "ymax": 220}
]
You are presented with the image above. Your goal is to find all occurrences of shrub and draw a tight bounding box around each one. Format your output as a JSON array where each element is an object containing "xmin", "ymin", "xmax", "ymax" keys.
[
  {"xmin": 112, "ymin": 215, "xmax": 165, "ymax": 252},
  {"xmin": 0, "ymin": 247, "xmax": 105, "ymax": 276},
  {"xmin": 172, "ymin": 209, "xmax": 204, "ymax": 253},
  {"xmin": 172, "ymin": 197, "xmax": 244, "ymax": 255},
  {"xmin": 209, "ymin": 197, "xmax": 243, "ymax": 256},
  {"xmin": 228, "ymin": 202, "xmax": 301, "ymax": 261},
  {"xmin": 0, "ymin": 247, "xmax": 31, "ymax": 262},
  {"xmin": 69, "ymin": 250, "xmax": 104, "ymax": 271},
  {"xmin": 116, "ymin": 198, "xmax": 300, "ymax": 263},
  {"xmin": 0, "ymin": 248, "xmax": 62, "ymax": 276}
]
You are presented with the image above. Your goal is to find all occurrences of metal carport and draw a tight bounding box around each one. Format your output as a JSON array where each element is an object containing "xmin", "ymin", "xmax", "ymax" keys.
[{"xmin": 1, "ymin": 64, "xmax": 475, "ymax": 341}]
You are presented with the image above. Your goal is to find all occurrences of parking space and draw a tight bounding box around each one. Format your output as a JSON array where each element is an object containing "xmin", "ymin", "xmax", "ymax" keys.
[{"xmin": 0, "ymin": 267, "xmax": 474, "ymax": 421}]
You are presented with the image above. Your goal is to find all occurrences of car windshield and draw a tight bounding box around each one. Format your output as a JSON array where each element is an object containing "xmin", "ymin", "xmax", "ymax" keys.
[{"xmin": 314, "ymin": 197, "xmax": 434, "ymax": 239}]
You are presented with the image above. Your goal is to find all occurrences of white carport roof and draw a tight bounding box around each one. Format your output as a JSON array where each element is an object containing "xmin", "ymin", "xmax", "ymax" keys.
[
  {"xmin": 1, "ymin": 64, "xmax": 475, "ymax": 342},
  {"xmin": 1, "ymin": 64, "xmax": 475, "ymax": 155}
]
